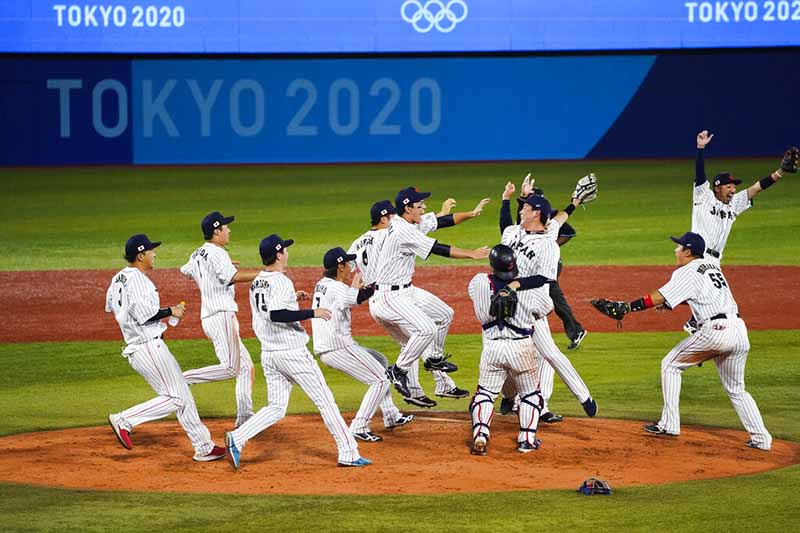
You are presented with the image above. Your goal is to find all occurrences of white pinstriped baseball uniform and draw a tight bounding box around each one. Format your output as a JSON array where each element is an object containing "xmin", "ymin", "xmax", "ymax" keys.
[
  {"xmin": 468, "ymin": 273, "xmax": 541, "ymax": 446},
  {"xmin": 180, "ymin": 243, "xmax": 254, "ymax": 426},
  {"xmin": 105, "ymin": 267, "xmax": 216, "ymax": 458},
  {"xmin": 692, "ymin": 185, "xmax": 752, "ymax": 263},
  {"xmin": 501, "ymin": 221, "xmax": 593, "ymax": 411},
  {"xmin": 226, "ymin": 271, "xmax": 360, "ymax": 463},
  {"xmin": 311, "ymin": 276, "xmax": 404, "ymax": 432},
  {"xmin": 654, "ymin": 259, "xmax": 771, "ymax": 448}
]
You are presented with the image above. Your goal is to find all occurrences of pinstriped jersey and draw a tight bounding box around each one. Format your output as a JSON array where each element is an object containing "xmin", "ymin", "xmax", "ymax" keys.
[
  {"xmin": 468, "ymin": 273, "xmax": 536, "ymax": 340},
  {"xmin": 348, "ymin": 229, "xmax": 388, "ymax": 285},
  {"xmin": 105, "ymin": 267, "xmax": 166, "ymax": 346},
  {"xmin": 418, "ymin": 212, "xmax": 439, "ymax": 234},
  {"xmin": 250, "ymin": 271, "xmax": 309, "ymax": 352},
  {"xmin": 691, "ymin": 185, "xmax": 752, "ymax": 261},
  {"xmin": 373, "ymin": 216, "xmax": 436, "ymax": 286},
  {"xmin": 658, "ymin": 259, "xmax": 739, "ymax": 322},
  {"xmin": 180, "ymin": 243, "xmax": 238, "ymax": 319},
  {"xmin": 500, "ymin": 222, "xmax": 560, "ymax": 317},
  {"xmin": 311, "ymin": 277, "xmax": 360, "ymax": 354}
]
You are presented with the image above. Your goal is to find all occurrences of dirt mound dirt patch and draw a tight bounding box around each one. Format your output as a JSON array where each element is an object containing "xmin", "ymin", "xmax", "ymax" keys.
[
  {"xmin": 1, "ymin": 265, "xmax": 798, "ymax": 343},
  {"xmin": 1, "ymin": 413, "xmax": 797, "ymax": 495}
]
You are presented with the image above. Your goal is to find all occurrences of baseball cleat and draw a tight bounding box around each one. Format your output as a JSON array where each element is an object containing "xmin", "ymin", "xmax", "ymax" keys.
[
  {"xmin": 746, "ymin": 439, "xmax": 771, "ymax": 451},
  {"xmin": 582, "ymin": 397, "xmax": 598, "ymax": 417},
  {"xmin": 436, "ymin": 386, "xmax": 469, "ymax": 399},
  {"xmin": 338, "ymin": 457, "xmax": 372, "ymax": 467},
  {"xmin": 643, "ymin": 424, "xmax": 679, "ymax": 436},
  {"xmin": 423, "ymin": 354, "xmax": 459, "ymax": 373},
  {"xmin": 471, "ymin": 435, "xmax": 488, "ymax": 456},
  {"xmin": 386, "ymin": 365, "xmax": 412, "ymax": 398},
  {"xmin": 354, "ymin": 431, "xmax": 383, "ymax": 442},
  {"xmin": 108, "ymin": 414, "xmax": 133, "ymax": 450},
  {"xmin": 225, "ymin": 432, "xmax": 241, "ymax": 470},
  {"xmin": 567, "ymin": 330, "xmax": 588, "ymax": 350},
  {"xmin": 540, "ymin": 412, "xmax": 564, "ymax": 424},
  {"xmin": 386, "ymin": 414, "xmax": 415, "ymax": 429},
  {"xmin": 404, "ymin": 395, "xmax": 437, "ymax": 408},
  {"xmin": 194, "ymin": 445, "xmax": 226, "ymax": 462},
  {"xmin": 517, "ymin": 438, "xmax": 542, "ymax": 453}
]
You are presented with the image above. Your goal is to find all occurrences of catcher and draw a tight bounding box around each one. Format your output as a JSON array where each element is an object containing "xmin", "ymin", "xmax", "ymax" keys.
[
  {"xmin": 591, "ymin": 232, "xmax": 772, "ymax": 450},
  {"xmin": 466, "ymin": 244, "xmax": 559, "ymax": 455}
]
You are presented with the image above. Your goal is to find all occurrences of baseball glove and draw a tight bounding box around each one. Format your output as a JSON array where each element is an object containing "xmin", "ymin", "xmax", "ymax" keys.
[
  {"xmin": 490, "ymin": 287, "xmax": 518, "ymax": 320},
  {"xmin": 591, "ymin": 298, "xmax": 630, "ymax": 322},
  {"xmin": 781, "ymin": 147, "xmax": 799, "ymax": 173},
  {"xmin": 572, "ymin": 173, "xmax": 598, "ymax": 204}
]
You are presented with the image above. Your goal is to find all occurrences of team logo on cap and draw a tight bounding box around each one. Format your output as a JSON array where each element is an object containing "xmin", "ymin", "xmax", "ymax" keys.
[
  {"xmin": 381, "ymin": 209, "xmax": 388, "ymax": 215},
  {"xmin": 213, "ymin": 221, "xmax": 220, "ymax": 228},
  {"xmin": 276, "ymin": 244, "xmax": 282, "ymax": 251},
  {"xmin": 337, "ymin": 257, "xmax": 344, "ymax": 263},
  {"xmin": 137, "ymin": 245, "xmax": 145, "ymax": 252},
  {"xmin": 402, "ymin": 198, "xmax": 410, "ymax": 205}
]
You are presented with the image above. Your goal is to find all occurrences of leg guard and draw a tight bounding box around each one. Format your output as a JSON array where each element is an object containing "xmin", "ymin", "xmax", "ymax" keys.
[
  {"xmin": 469, "ymin": 385, "xmax": 497, "ymax": 440},
  {"xmin": 517, "ymin": 389, "xmax": 544, "ymax": 445}
]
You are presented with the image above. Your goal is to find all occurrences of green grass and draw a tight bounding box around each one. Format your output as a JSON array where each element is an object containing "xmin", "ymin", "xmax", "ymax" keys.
[
  {"xmin": 2, "ymin": 158, "xmax": 798, "ymax": 270},
  {"xmin": 0, "ymin": 331, "xmax": 798, "ymax": 531}
]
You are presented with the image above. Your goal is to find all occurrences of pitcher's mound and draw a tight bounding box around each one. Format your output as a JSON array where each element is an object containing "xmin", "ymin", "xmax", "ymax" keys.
[{"xmin": 1, "ymin": 413, "xmax": 797, "ymax": 495}]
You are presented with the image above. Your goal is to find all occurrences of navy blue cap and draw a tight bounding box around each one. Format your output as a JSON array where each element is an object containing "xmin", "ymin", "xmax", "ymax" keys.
[
  {"xmin": 670, "ymin": 232, "xmax": 706, "ymax": 257},
  {"xmin": 125, "ymin": 234, "xmax": 161, "ymax": 261},
  {"xmin": 201, "ymin": 211, "xmax": 235, "ymax": 239},
  {"xmin": 516, "ymin": 188, "xmax": 546, "ymax": 205},
  {"xmin": 712, "ymin": 173, "xmax": 742, "ymax": 187},
  {"xmin": 323, "ymin": 247, "xmax": 357, "ymax": 269},
  {"xmin": 521, "ymin": 194, "xmax": 552, "ymax": 222},
  {"xmin": 395, "ymin": 187, "xmax": 431, "ymax": 212},
  {"xmin": 370, "ymin": 200, "xmax": 397, "ymax": 225},
  {"xmin": 259, "ymin": 234, "xmax": 294, "ymax": 263}
]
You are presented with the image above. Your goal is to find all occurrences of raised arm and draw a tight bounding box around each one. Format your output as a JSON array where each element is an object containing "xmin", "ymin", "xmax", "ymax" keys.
[
  {"xmin": 695, "ymin": 130, "xmax": 714, "ymax": 186},
  {"xmin": 746, "ymin": 147, "xmax": 796, "ymax": 200},
  {"xmin": 499, "ymin": 181, "xmax": 516, "ymax": 234}
]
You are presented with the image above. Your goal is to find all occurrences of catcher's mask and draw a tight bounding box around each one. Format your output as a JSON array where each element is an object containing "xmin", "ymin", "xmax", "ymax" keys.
[{"xmin": 489, "ymin": 244, "xmax": 518, "ymax": 280}]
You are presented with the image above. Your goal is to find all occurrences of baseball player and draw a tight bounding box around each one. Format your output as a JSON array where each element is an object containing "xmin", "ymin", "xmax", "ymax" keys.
[
  {"xmin": 685, "ymin": 132, "xmax": 797, "ymax": 332},
  {"xmin": 225, "ymin": 235, "xmax": 371, "ymax": 469},
  {"xmin": 468, "ymin": 244, "xmax": 552, "ymax": 455},
  {"xmin": 498, "ymin": 182, "xmax": 599, "ymax": 423},
  {"xmin": 312, "ymin": 246, "xmax": 414, "ymax": 442},
  {"xmin": 180, "ymin": 211, "xmax": 258, "ymax": 428},
  {"xmin": 106, "ymin": 234, "xmax": 226, "ymax": 462},
  {"xmin": 591, "ymin": 232, "xmax": 772, "ymax": 450},
  {"xmin": 369, "ymin": 187, "xmax": 490, "ymax": 400}
]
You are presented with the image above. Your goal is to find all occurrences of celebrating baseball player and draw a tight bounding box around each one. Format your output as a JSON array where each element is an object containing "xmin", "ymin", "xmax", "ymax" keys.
[
  {"xmin": 369, "ymin": 187, "xmax": 490, "ymax": 401},
  {"xmin": 180, "ymin": 211, "xmax": 258, "ymax": 429},
  {"xmin": 106, "ymin": 234, "xmax": 226, "ymax": 462},
  {"xmin": 496, "ymin": 177, "xmax": 599, "ymax": 423},
  {"xmin": 467, "ymin": 244, "xmax": 553, "ymax": 455},
  {"xmin": 225, "ymin": 235, "xmax": 371, "ymax": 469},
  {"xmin": 312, "ymin": 246, "xmax": 414, "ymax": 442},
  {"xmin": 591, "ymin": 232, "xmax": 772, "ymax": 450}
]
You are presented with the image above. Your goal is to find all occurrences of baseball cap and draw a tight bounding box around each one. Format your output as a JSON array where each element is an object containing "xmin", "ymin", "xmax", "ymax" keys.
[
  {"xmin": 395, "ymin": 187, "xmax": 431, "ymax": 211},
  {"xmin": 201, "ymin": 211, "xmax": 235, "ymax": 239},
  {"xmin": 323, "ymin": 247, "xmax": 357, "ymax": 269},
  {"xmin": 370, "ymin": 200, "xmax": 397, "ymax": 225},
  {"xmin": 670, "ymin": 232, "xmax": 706, "ymax": 257},
  {"xmin": 259, "ymin": 234, "xmax": 294, "ymax": 263},
  {"xmin": 521, "ymin": 194, "xmax": 552, "ymax": 222},
  {"xmin": 712, "ymin": 173, "xmax": 742, "ymax": 187},
  {"xmin": 125, "ymin": 234, "xmax": 161, "ymax": 261},
  {"xmin": 516, "ymin": 188, "xmax": 546, "ymax": 205}
]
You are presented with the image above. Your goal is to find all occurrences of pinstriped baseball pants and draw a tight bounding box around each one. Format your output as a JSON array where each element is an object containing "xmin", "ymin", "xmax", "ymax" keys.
[
  {"xmin": 228, "ymin": 347, "xmax": 360, "ymax": 463},
  {"xmin": 114, "ymin": 339, "xmax": 215, "ymax": 456},
  {"xmin": 532, "ymin": 316, "xmax": 592, "ymax": 412},
  {"xmin": 658, "ymin": 317, "xmax": 772, "ymax": 448},
  {"xmin": 183, "ymin": 312, "xmax": 254, "ymax": 426}
]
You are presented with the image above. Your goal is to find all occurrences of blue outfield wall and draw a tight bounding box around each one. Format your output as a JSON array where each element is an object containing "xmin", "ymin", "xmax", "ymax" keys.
[{"xmin": 1, "ymin": 50, "xmax": 797, "ymax": 165}]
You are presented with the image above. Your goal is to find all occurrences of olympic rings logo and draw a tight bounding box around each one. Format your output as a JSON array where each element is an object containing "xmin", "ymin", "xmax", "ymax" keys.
[{"xmin": 401, "ymin": 0, "xmax": 468, "ymax": 34}]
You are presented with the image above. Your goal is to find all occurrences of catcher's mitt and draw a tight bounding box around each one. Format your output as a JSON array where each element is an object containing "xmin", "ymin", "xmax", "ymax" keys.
[
  {"xmin": 490, "ymin": 287, "xmax": 518, "ymax": 320},
  {"xmin": 572, "ymin": 173, "xmax": 598, "ymax": 204},
  {"xmin": 781, "ymin": 147, "xmax": 799, "ymax": 174},
  {"xmin": 590, "ymin": 298, "xmax": 630, "ymax": 322}
]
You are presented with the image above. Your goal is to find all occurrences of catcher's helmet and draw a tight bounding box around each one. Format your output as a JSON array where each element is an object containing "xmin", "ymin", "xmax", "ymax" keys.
[{"xmin": 489, "ymin": 244, "xmax": 518, "ymax": 280}]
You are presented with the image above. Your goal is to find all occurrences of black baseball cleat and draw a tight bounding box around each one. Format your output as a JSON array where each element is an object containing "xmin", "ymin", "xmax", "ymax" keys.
[
  {"xmin": 582, "ymin": 397, "xmax": 598, "ymax": 417},
  {"xmin": 423, "ymin": 354, "xmax": 458, "ymax": 373},
  {"xmin": 436, "ymin": 387, "xmax": 469, "ymax": 399},
  {"xmin": 471, "ymin": 435, "xmax": 488, "ymax": 456},
  {"xmin": 404, "ymin": 395, "xmax": 437, "ymax": 408},
  {"xmin": 540, "ymin": 412, "xmax": 564, "ymax": 424},
  {"xmin": 517, "ymin": 438, "xmax": 542, "ymax": 453},
  {"xmin": 643, "ymin": 423, "xmax": 678, "ymax": 436},
  {"xmin": 498, "ymin": 396, "xmax": 516, "ymax": 415},
  {"xmin": 386, "ymin": 365, "xmax": 411, "ymax": 398},
  {"xmin": 567, "ymin": 330, "xmax": 588, "ymax": 350}
]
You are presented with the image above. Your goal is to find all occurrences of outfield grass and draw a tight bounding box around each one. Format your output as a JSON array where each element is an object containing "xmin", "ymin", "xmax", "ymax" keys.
[{"xmin": 2, "ymin": 158, "xmax": 798, "ymax": 270}]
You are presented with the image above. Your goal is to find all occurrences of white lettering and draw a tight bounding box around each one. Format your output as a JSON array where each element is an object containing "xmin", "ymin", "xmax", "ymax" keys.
[
  {"xmin": 113, "ymin": 5, "xmax": 126, "ymax": 26},
  {"xmin": 187, "ymin": 79, "xmax": 223, "ymax": 137},
  {"xmin": 731, "ymin": 2, "xmax": 745, "ymax": 20},
  {"xmin": 715, "ymin": 1, "xmax": 730, "ymax": 21},
  {"xmin": 46, "ymin": 79, "xmax": 82, "ymax": 138},
  {"xmin": 685, "ymin": 2, "xmax": 699, "ymax": 21},
  {"xmin": 68, "ymin": 5, "xmax": 81, "ymax": 26},
  {"xmin": 92, "ymin": 79, "xmax": 128, "ymax": 138},
  {"xmin": 53, "ymin": 5, "xmax": 67, "ymax": 26},
  {"xmin": 98, "ymin": 5, "xmax": 113, "ymax": 26},
  {"xmin": 229, "ymin": 80, "xmax": 264, "ymax": 137},
  {"xmin": 699, "ymin": 2, "xmax": 713, "ymax": 21},
  {"xmin": 142, "ymin": 80, "xmax": 178, "ymax": 137},
  {"xmin": 84, "ymin": 5, "xmax": 98, "ymax": 27}
]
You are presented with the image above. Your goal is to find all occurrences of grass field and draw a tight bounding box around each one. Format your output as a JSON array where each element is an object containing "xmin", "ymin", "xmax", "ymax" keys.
[{"xmin": 1, "ymin": 159, "xmax": 798, "ymax": 531}]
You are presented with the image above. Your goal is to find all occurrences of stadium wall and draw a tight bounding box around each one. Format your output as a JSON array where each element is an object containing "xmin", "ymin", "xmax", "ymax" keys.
[{"xmin": 1, "ymin": 50, "xmax": 797, "ymax": 165}]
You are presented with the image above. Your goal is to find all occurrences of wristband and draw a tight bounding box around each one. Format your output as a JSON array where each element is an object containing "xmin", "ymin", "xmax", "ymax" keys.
[
  {"xmin": 629, "ymin": 294, "xmax": 654, "ymax": 312},
  {"xmin": 758, "ymin": 175, "xmax": 777, "ymax": 190},
  {"xmin": 563, "ymin": 203, "xmax": 576, "ymax": 216}
]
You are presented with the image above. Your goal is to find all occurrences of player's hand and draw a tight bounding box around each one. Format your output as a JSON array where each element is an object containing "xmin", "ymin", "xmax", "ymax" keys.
[
  {"xmin": 351, "ymin": 271, "xmax": 363, "ymax": 288},
  {"xmin": 696, "ymin": 130, "xmax": 714, "ymax": 149},
  {"xmin": 502, "ymin": 181, "xmax": 516, "ymax": 200},
  {"xmin": 520, "ymin": 173, "xmax": 535, "ymax": 197},
  {"xmin": 471, "ymin": 198, "xmax": 491, "ymax": 217},
  {"xmin": 439, "ymin": 198, "xmax": 457, "ymax": 215},
  {"xmin": 295, "ymin": 290, "xmax": 310, "ymax": 301},
  {"xmin": 314, "ymin": 308, "xmax": 333, "ymax": 320},
  {"xmin": 231, "ymin": 260, "xmax": 241, "ymax": 266},
  {"xmin": 470, "ymin": 246, "xmax": 491, "ymax": 260},
  {"xmin": 171, "ymin": 302, "xmax": 186, "ymax": 319}
]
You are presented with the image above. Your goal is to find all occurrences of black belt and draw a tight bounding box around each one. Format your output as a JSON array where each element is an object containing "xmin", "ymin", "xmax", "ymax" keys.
[
  {"xmin": 709, "ymin": 313, "xmax": 740, "ymax": 321},
  {"xmin": 707, "ymin": 249, "xmax": 721, "ymax": 258},
  {"xmin": 375, "ymin": 282, "xmax": 412, "ymax": 291},
  {"xmin": 489, "ymin": 337, "xmax": 529, "ymax": 341},
  {"xmin": 482, "ymin": 321, "xmax": 532, "ymax": 337}
]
